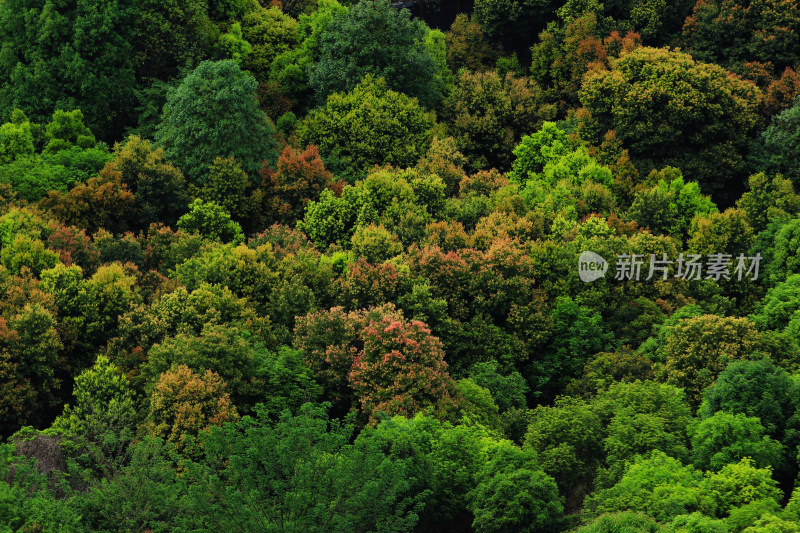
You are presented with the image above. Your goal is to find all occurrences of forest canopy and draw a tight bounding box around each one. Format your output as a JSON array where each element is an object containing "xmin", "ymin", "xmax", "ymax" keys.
[{"xmin": 0, "ymin": 0, "xmax": 799, "ymax": 531}]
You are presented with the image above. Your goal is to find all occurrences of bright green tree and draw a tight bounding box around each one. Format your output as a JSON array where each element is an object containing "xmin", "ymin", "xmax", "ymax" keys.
[
  {"xmin": 177, "ymin": 199, "xmax": 245, "ymax": 244},
  {"xmin": 297, "ymin": 75, "xmax": 434, "ymax": 178}
]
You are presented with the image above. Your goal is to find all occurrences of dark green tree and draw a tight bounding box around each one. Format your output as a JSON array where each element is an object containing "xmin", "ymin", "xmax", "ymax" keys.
[
  {"xmin": 0, "ymin": 0, "xmax": 137, "ymax": 141},
  {"xmin": 155, "ymin": 60, "xmax": 279, "ymax": 186},
  {"xmin": 308, "ymin": 0, "xmax": 441, "ymax": 107}
]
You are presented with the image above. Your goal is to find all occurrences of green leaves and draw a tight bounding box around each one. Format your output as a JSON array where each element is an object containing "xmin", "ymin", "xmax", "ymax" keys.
[
  {"xmin": 155, "ymin": 60, "xmax": 278, "ymax": 186},
  {"xmin": 579, "ymin": 46, "xmax": 762, "ymax": 200},
  {"xmin": 297, "ymin": 74, "xmax": 434, "ymax": 178},
  {"xmin": 177, "ymin": 199, "xmax": 244, "ymax": 244},
  {"xmin": 308, "ymin": 0, "xmax": 441, "ymax": 107}
]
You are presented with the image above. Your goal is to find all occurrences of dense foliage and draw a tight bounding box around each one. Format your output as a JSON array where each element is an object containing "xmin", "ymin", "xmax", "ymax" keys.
[{"xmin": 0, "ymin": 0, "xmax": 799, "ymax": 531}]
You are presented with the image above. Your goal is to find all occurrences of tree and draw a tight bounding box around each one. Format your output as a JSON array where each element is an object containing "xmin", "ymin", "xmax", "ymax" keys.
[
  {"xmin": 469, "ymin": 441, "xmax": 563, "ymax": 533},
  {"xmin": 764, "ymin": 216, "xmax": 800, "ymax": 284},
  {"xmin": 585, "ymin": 451, "xmax": 705, "ymax": 523},
  {"xmin": 51, "ymin": 355, "xmax": 138, "ymax": 477},
  {"xmin": 576, "ymin": 512, "xmax": 662, "ymax": 533},
  {"xmin": 689, "ymin": 412, "xmax": 783, "ymax": 472},
  {"xmin": 269, "ymin": 0, "xmax": 347, "ymax": 112},
  {"xmin": 626, "ymin": 170, "xmax": 717, "ymax": 240},
  {"xmin": 736, "ymin": 172, "xmax": 800, "ymax": 234},
  {"xmin": 155, "ymin": 60, "xmax": 279, "ymax": 186},
  {"xmin": 681, "ymin": 0, "xmax": 800, "ymax": 75},
  {"xmin": 101, "ymin": 135, "xmax": 190, "ymax": 229},
  {"xmin": 349, "ymin": 309, "xmax": 460, "ymax": 422},
  {"xmin": 308, "ymin": 0, "xmax": 440, "ymax": 107},
  {"xmin": 445, "ymin": 14, "xmax": 495, "ymax": 72},
  {"xmin": 656, "ymin": 315, "xmax": 773, "ymax": 407},
  {"xmin": 751, "ymin": 275, "xmax": 800, "ymax": 333},
  {"xmin": 42, "ymin": 162, "xmax": 138, "ymax": 235},
  {"xmin": 176, "ymin": 199, "xmax": 244, "ymax": 244},
  {"xmin": 0, "ymin": 305, "xmax": 63, "ymax": 435},
  {"xmin": 472, "ymin": 0, "xmax": 558, "ymax": 52},
  {"xmin": 199, "ymin": 157, "xmax": 252, "ymax": 222},
  {"xmin": 527, "ymin": 296, "xmax": 613, "ymax": 401},
  {"xmin": 749, "ymin": 96, "xmax": 800, "ymax": 186},
  {"xmin": 701, "ymin": 458, "xmax": 782, "ymax": 517},
  {"xmin": 180, "ymin": 403, "xmax": 426, "ymax": 531},
  {"xmin": 0, "ymin": 0, "xmax": 137, "ymax": 141},
  {"xmin": 442, "ymin": 70, "xmax": 550, "ymax": 172},
  {"xmin": 0, "ymin": 111, "xmax": 34, "ymax": 164},
  {"xmin": 142, "ymin": 324, "xmax": 269, "ymax": 412},
  {"xmin": 145, "ymin": 364, "xmax": 239, "ymax": 455},
  {"xmin": 350, "ymin": 224, "xmax": 404, "ymax": 264},
  {"xmin": 530, "ymin": 13, "xmax": 643, "ymax": 113},
  {"xmin": 700, "ymin": 357, "xmax": 797, "ymax": 441},
  {"xmin": 294, "ymin": 304, "xmax": 460, "ymax": 421},
  {"xmin": 579, "ymin": 47, "xmax": 762, "ymax": 200},
  {"xmin": 297, "ymin": 75, "xmax": 435, "ymax": 178},
  {"xmin": 240, "ymin": 6, "xmax": 300, "ymax": 84},
  {"xmin": 106, "ymin": 283, "xmax": 274, "ymax": 379},
  {"xmin": 593, "ymin": 381, "xmax": 692, "ymax": 488},
  {"xmin": 509, "ymin": 121, "xmax": 572, "ymax": 185},
  {"xmin": 259, "ymin": 144, "xmax": 333, "ymax": 226},
  {"xmin": 524, "ymin": 396, "xmax": 604, "ymax": 501},
  {"xmin": 0, "ymin": 110, "xmax": 112, "ymax": 202}
]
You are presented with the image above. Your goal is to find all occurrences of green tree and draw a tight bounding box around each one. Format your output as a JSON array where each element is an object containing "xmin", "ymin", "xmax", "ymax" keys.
[
  {"xmin": 142, "ymin": 324, "xmax": 270, "ymax": 412},
  {"xmin": 509, "ymin": 121, "xmax": 572, "ymax": 186},
  {"xmin": 199, "ymin": 156, "xmax": 252, "ymax": 222},
  {"xmin": 177, "ymin": 199, "xmax": 245, "ymax": 244},
  {"xmin": 579, "ymin": 46, "xmax": 762, "ymax": 200},
  {"xmin": 181, "ymin": 403, "xmax": 425, "ymax": 531},
  {"xmin": 103, "ymin": 135, "xmax": 190, "ymax": 229},
  {"xmin": 751, "ymin": 275, "xmax": 800, "ymax": 332},
  {"xmin": 0, "ymin": 110, "xmax": 34, "ymax": 164},
  {"xmin": 681, "ymin": 0, "xmax": 800, "ymax": 75},
  {"xmin": 155, "ymin": 60, "xmax": 279, "ymax": 186},
  {"xmin": 469, "ymin": 441, "xmax": 563, "ymax": 533},
  {"xmin": 701, "ymin": 458, "xmax": 782, "ymax": 517},
  {"xmin": 656, "ymin": 315, "xmax": 771, "ymax": 407},
  {"xmin": 750, "ymin": 96, "xmax": 800, "ymax": 186},
  {"xmin": 585, "ymin": 451, "xmax": 705, "ymax": 523},
  {"xmin": 524, "ymin": 396, "xmax": 604, "ymax": 500},
  {"xmin": 576, "ymin": 512, "xmax": 662, "ymax": 533},
  {"xmin": 0, "ymin": 0, "xmax": 137, "ymax": 141},
  {"xmin": 627, "ymin": 170, "xmax": 717, "ymax": 240},
  {"xmin": 297, "ymin": 75, "xmax": 435, "ymax": 178},
  {"xmin": 442, "ymin": 70, "xmax": 550, "ymax": 172},
  {"xmin": 308, "ymin": 0, "xmax": 440, "ymax": 107},
  {"xmin": 269, "ymin": 0, "xmax": 347, "ymax": 112},
  {"xmin": 736, "ymin": 173, "xmax": 800, "ymax": 234},
  {"xmin": 51, "ymin": 355, "xmax": 138, "ymax": 477},
  {"xmin": 473, "ymin": 0, "xmax": 557, "ymax": 52},
  {"xmin": 700, "ymin": 357, "xmax": 797, "ymax": 441},
  {"xmin": 217, "ymin": 22, "xmax": 252, "ymax": 65},
  {"xmin": 240, "ymin": 6, "xmax": 300, "ymax": 83},
  {"xmin": 527, "ymin": 296, "xmax": 613, "ymax": 401},
  {"xmin": 689, "ymin": 412, "xmax": 784, "ymax": 472}
]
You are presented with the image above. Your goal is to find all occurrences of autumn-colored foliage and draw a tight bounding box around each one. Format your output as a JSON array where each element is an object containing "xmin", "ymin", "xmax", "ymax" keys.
[{"xmin": 147, "ymin": 364, "xmax": 239, "ymax": 453}]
